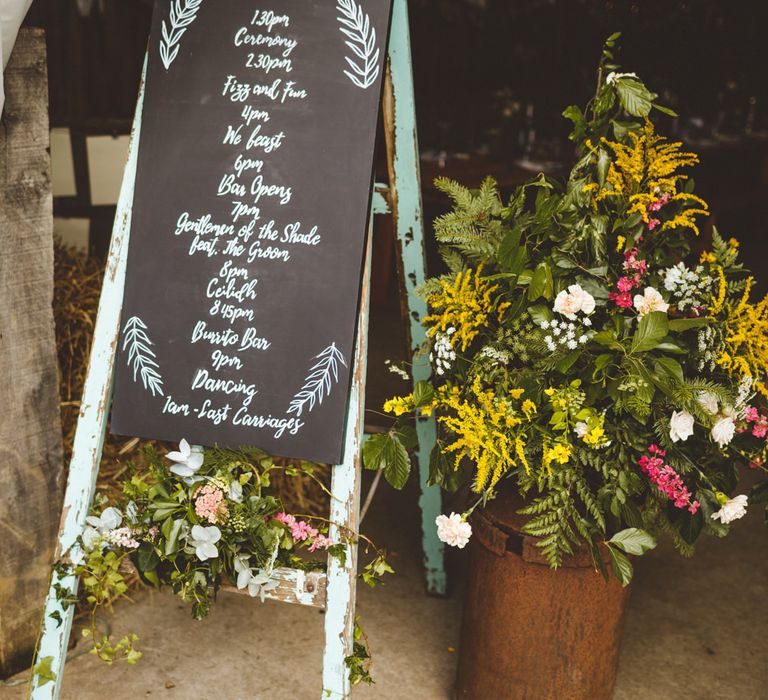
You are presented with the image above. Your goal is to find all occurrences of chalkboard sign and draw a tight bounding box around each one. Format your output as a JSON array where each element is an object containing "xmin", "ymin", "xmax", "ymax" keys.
[{"xmin": 111, "ymin": 0, "xmax": 393, "ymax": 464}]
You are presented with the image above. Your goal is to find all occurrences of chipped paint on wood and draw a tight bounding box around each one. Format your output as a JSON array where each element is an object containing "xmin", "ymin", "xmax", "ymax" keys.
[
  {"xmin": 27, "ymin": 59, "xmax": 147, "ymax": 700},
  {"xmin": 383, "ymin": 0, "xmax": 446, "ymax": 596},
  {"xmin": 321, "ymin": 224, "xmax": 372, "ymax": 700},
  {"xmin": 222, "ymin": 567, "xmax": 327, "ymax": 608}
]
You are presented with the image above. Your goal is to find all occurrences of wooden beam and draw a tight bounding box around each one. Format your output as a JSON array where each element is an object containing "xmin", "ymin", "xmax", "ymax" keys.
[{"xmin": 0, "ymin": 28, "xmax": 64, "ymax": 678}]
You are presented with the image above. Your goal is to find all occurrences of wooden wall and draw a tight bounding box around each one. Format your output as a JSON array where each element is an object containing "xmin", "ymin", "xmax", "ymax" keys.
[{"xmin": 0, "ymin": 28, "xmax": 63, "ymax": 677}]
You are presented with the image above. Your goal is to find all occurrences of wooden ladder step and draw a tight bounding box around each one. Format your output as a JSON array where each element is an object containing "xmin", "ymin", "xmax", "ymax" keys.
[{"xmin": 221, "ymin": 566, "xmax": 327, "ymax": 608}]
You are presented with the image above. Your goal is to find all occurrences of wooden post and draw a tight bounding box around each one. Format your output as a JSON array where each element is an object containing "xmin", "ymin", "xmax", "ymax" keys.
[
  {"xmin": 0, "ymin": 28, "xmax": 64, "ymax": 677},
  {"xmin": 383, "ymin": 0, "xmax": 447, "ymax": 595}
]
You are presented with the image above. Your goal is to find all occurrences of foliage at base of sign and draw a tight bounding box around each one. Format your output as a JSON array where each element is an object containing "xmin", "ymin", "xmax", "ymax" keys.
[
  {"xmin": 56, "ymin": 442, "xmax": 391, "ymax": 673},
  {"xmin": 367, "ymin": 34, "xmax": 768, "ymax": 585}
]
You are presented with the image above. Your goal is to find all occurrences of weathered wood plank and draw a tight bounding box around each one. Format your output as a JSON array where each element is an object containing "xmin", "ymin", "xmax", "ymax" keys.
[
  {"xmin": 222, "ymin": 567, "xmax": 327, "ymax": 608},
  {"xmin": 383, "ymin": 0, "xmax": 446, "ymax": 596},
  {"xmin": 0, "ymin": 28, "xmax": 63, "ymax": 678},
  {"xmin": 27, "ymin": 60, "xmax": 146, "ymax": 700},
  {"xmin": 321, "ymin": 225, "xmax": 372, "ymax": 700}
]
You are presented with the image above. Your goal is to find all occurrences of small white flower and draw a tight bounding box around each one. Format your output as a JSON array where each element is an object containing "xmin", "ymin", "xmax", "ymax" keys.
[
  {"xmin": 553, "ymin": 284, "xmax": 596, "ymax": 320},
  {"xmin": 711, "ymin": 494, "xmax": 748, "ymax": 524},
  {"xmin": 711, "ymin": 416, "xmax": 736, "ymax": 448},
  {"xmin": 228, "ymin": 480, "xmax": 243, "ymax": 503},
  {"xmin": 579, "ymin": 334, "xmax": 589, "ymax": 344},
  {"xmin": 567, "ymin": 339, "xmax": 578, "ymax": 350},
  {"xmin": 81, "ymin": 526, "xmax": 102, "ymax": 551},
  {"xmin": 189, "ymin": 524, "xmax": 221, "ymax": 561},
  {"xmin": 86, "ymin": 506, "xmax": 122, "ymax": 532},
  {"xmin": 540, "ymin": 320, "xmax": 549, "ymax": 329},
  {"xmin": 606, "ymin": 71, "xmax": 638, "ymax": 85},
  {"xmin": 574, "ymin": 421, "xmax": 589, "ymax": 438},
  {"xmin": 633, "ymin": 287, "xmax": 669, "ymax": 316},
  {"xmin": 435, "ymin": 512, "xmax": 472, "ymax": 549},
  {"xmin": 583, "ymin": 317, "xmax": 592, "ymax": 327},
  {"xmin": 446, "ymin": 327, "xmax": 456, "ymax": 335},
  {"xmin": 552, "ymin": 326, "xmax": 561, "ymax": 336},
  {"xmin": 669, "ymin": 410, "xmax": 695, "ymax": 443},
  {"xmin": 698, "ymin": 392, "xmax": 719, "ymax": 415},
  {"xmin": 167, "ymin": 439, "xmax": 205, "ymax": 478}
]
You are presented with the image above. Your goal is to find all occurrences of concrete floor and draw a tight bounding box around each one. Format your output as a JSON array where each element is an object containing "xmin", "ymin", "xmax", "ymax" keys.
[{"xmin": 2, "ymin": 467, "xmax": 766, "ymax": 700}]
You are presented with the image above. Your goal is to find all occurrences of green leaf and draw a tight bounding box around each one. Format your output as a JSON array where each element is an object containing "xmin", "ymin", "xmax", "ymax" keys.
[
  {"xmin": 630, "ymin": 312, "xmax": 669, "ymax": 353},
  {"xmin": 164, "ymin": 518, "xmax": 183, "ymax": 556},
  {"xmin": 555, "ymin": 350, "xmax": 582, "ymax": 374},
  {"xmin": 609, "ymin": 528, "xmax": 657, "ymax": 556},
  {"xmin": 607, "ymin": 546, "xmax": 633, "ymax": 586},
  {"xmin": 653, "ymin": 103, "xmax": 679, "ymax": 117},
  {"xmin": 527, "ymin": 304, "xmax": 553, "ymax": 327},
  {"xmin": 673, "ymin": 506, "xmax": 703, "ymax": 545},
  {"xmin": 362, "ymin": 433, "xmax": 411, "ymax": 489},
  {"xmin": 528, "ymin": 262, "xmax": 554, "ymax": 301},
  {"xmin": 137, "ymin": 545, "xmax": 159, "ymax": 572},
  {"xmin": 668, "ymin": 317, "xmax": 709, "ymax": 332},
  {"xmin": 616, "ymin": 78, "xmax": 656, "ymax": 117},
  {"xmin": 412, "ymin": 380, "xmax": 434, "ymax": 408},
  {"xmin": 654, "ymin": 357, "xmax": 684, "ymax": 384},
  {"xmin": 497, "ymin": 227, "xmax": 523, "ymax": 272},
  {"xmin": 395, "ymin": 424, "xmax": 418, "ymax": 450},
  {"xmin": 32, "ymin": 656, "xmax": 57, "ymax": 686}
]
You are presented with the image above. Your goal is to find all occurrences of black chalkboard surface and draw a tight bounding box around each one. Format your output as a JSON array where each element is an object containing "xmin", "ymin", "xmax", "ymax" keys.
[{"xmin": 111, "ymin": 0, "xmax": 393, "ymax": 463}]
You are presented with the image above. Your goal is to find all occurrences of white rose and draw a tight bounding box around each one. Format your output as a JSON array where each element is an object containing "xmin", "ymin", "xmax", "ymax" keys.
[
  {"xmin": 711, "ymin": 494, "xmax": 748, "ymax": 524},
  {"xmin": 633, "ymin": 287, "xmax": 670, "ymax": 316},
  {"xmin": 435, "ymin": 512, "xmax": 472, "ymax": 549},
  {"xmin": 697, "ymin": 392, "xmax": 719, "ymax": 415},
  {"xmin": 553, "ymin": 284, "xmax": 595, "ymax": 320},
  {"xmin": 669, "ymin": 410, "xmax": 695, "ymax": 442},
  {"xmin": 711, "ymin": 416, "xmax": 736, "ymax": 448}
]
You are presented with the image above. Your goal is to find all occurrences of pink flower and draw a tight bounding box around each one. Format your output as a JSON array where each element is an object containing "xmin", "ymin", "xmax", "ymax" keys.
[
  {"xmin": 609, "ymin": 291, "xmax": 634, "ymax": 308},
  {"xmin": 290, "ymin": 520, "xmax": 318, "ymax": 542},
  {"xmin": 194, "ymin": 484, "xmax": 227, "ymax": 524},
  {"xmin": 648, "ymin": 193, "xmax": 671, "ymax": 212},
  {"xmin": 616, "ymin": 276, "xmax": 637, "ymax": 293},
  {"xmin": 273, "ymin": 511, "xmax": 296, "ymax": 526},
  {"xmin": 638, "ymin": 446, "xmax": 698, "ymax": 513},
  {"xmin": 647, "ymin": 218, "xmax": 661, "ymax": 230},
  {"xmin": 623, "ymin": 248, "xmax": 647, "ymax": 276},
  {"xmin": 745, "ymin": 407, "xmax": 760, "ymax": 422},
  {"xmin": 308, "ymin": 534, "xmax": 334, "ymax": 552},
  {"xmin": 753, "ymin": 424, "xmax": 767, "ymax": 439}
]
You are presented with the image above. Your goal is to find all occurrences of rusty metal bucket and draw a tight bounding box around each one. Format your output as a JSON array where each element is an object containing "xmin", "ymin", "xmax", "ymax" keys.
[{"xmin": 455, "ymin": 490, "xmax": 631, "ymax": 700}]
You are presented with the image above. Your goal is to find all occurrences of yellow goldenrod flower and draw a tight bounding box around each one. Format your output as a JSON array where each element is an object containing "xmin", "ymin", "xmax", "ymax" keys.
[
  {"xmin": 383, "ymin": 395, "xmax": 414, "ymax": 416},
  {"xmin": 424, "ymin": 264, "xmax": 504, "ymax": 352},
  {"xmin": 542, "ymin": 443, "xmax": 571, "ymax": 473},
  {"xmin": 521, "ymin": 399, "xmax": 537, "ymax": 419},
  {"xmin": 616, "ymin": 235, "xmax": 626, "ymax": 252},
  {"xmin": 700, "ymin": 250, "xmax": 717, "ymax": 264},
  {"xmin": 595, "ymin": 120, "xmax": 708, "ymax": 235},
  {"xmin": 715, "ymin": 278, "xmax": 768, "ymax": 397},
  {"xmin": 709, "ymin": 265, "xmax": 727, "ymax": 317},
  {"xmin": 436, "ymin": 377, "xmax": 532, "ymax": 492}
]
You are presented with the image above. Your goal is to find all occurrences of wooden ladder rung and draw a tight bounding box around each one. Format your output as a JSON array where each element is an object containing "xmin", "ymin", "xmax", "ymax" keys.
[{"xmin": 221, "ymin": 566, "xmax": 327, "ymax": 608}]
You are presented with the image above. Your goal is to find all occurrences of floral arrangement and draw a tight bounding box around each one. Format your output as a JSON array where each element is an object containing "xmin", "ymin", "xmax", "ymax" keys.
[
  {"xmin": 367, "ymin": 35, "xmax": 768, "ymax": 583},
  {"xmin": 58, "ymin": 440, "xmax": 390, "ymax": 683}
]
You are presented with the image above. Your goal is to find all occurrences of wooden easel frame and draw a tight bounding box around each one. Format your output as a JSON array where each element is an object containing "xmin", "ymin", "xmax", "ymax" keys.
[{"xmin": 28, "ymin": 2, "xmax": 443, "ymax": 697}]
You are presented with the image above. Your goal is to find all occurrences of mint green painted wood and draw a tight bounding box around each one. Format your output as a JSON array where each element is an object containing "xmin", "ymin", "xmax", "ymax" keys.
[
  {"xmin": 321, "ymin": 224, "xmax": 372, "ymax": 700},
  {"xmin": 386, "ymin": 0, "xmax": 446, "ymax": 595},
  {"xmin": 27, "ymin": 61, "xmax": 147, "ymax": 700}
]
